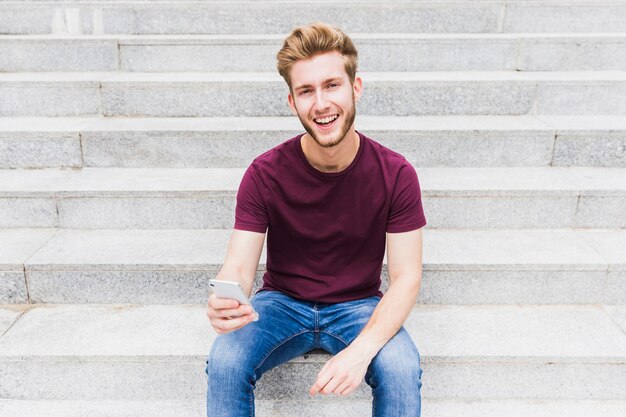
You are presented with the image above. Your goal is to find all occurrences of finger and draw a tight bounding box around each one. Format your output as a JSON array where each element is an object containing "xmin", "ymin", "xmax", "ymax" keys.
[
  {"xmin": 209, "ymin": 296, "xmax": 240, "ymax": 310},
  {"xmin": 310, "ymin": 372, "xmax": 332, "ymax": 397},
  {"xmin": 213, "ymin": 305, "xmax": 253, "ymax": 319},
  {"xmin": 320, "ymin": 375, "xmax": 342, "ymax": 395},
  {"xmin": 335, "ymin": 380, "xmax": 353, "ymax": 396},
  {"xmin": 211, "ymin": 314, "xmax": 254, "ymax": 333},
  {"xmin": 340, "ymin": 384, "xmax": 356, "ymax": 397}
]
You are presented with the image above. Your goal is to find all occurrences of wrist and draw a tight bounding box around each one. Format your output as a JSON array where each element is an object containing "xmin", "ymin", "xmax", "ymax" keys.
[{"xmin": 350, "ymin": 334, "xmax": 384, "ymax": 360}]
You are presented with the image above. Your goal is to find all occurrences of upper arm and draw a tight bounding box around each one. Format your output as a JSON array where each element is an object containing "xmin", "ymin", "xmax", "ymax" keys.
[
  {"xmin": 386, "ymin": 228, "xmax": 423, "ymax": 287},
  {"xmin": 219, "ymin": 229, "xmax": 266, "ymax": 295}
]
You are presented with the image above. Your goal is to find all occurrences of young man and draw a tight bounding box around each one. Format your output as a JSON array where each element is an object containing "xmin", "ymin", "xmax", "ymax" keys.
[{"xmin": 205, "ymin": 22, "xmax": 426, "ymax": 417}]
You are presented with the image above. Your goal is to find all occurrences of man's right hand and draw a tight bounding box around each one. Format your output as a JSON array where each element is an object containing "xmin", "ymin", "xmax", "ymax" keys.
[{"xmin": 206, "ymin": 293, "xmax": 257, "ymax": 334}]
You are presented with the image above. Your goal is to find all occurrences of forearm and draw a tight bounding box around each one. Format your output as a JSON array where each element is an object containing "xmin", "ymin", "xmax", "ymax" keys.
[{"xmin": 349, "ymin": 275, "xmax": 421, "ymax": 359}]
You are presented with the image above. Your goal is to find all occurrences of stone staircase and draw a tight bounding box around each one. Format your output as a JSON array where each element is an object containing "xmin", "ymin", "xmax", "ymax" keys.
[{"xmin": 1, "ymin": 1, "xmax": 625, "ymax": 416}]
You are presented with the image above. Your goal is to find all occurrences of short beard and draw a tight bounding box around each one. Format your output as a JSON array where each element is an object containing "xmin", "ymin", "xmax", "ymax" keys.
[{"xmin": 296, "ymin": 94, "xmax": 356, "ymax": 149}]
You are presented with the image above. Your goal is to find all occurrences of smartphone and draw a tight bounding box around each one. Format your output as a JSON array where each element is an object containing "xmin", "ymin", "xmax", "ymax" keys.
[{"xmin": 208, "ymin": 279, "xmax": 259, "ymax": 321}]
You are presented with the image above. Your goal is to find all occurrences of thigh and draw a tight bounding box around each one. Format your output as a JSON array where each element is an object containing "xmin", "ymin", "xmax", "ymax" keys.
[
  {"xmin": 366, "ymin": 326, "xmax": 422, "ymax": 390},
  {"xmin": 317, "ymin": 296, "xmax": 381, "ymax": 354},
  {"xmin": 207, "ymin": 290, "xmax": 316, "ymax": 380}
]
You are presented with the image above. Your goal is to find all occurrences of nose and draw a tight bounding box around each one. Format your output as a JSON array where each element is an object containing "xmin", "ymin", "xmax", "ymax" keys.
[{"xmin": 314, "ymin": 89, "xmax": 330, "ymax": 111}]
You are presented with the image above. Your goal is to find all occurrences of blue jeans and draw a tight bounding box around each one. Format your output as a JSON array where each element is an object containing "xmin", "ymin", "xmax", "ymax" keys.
[{"xmin": 205, "ymin": 290, "xmax": 422, "ymax": 416}]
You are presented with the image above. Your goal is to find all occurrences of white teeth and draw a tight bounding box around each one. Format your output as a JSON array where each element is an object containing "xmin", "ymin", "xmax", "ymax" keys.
[{"xmin": 315, "ymin": 115, "xmax": 338, "ymax": 124}]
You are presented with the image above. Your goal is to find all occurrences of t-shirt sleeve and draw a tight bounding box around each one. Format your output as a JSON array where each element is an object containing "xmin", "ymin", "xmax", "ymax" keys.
[
  {"xmin": 234, "ymin": 164, "xmax": 269, "ymax": 233},
  {"xmin": 387, "ymin": 164, "xmax": 427, "ymax": 233}
]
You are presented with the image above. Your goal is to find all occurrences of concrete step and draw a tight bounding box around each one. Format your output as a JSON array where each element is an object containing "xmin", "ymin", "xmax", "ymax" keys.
[
  {"xmin": 2, "ymin": 33, "xmax": 626, "ymax": 72},
  {"xmin": 1, "ymin": 72, "xmax": 626, "ymax": 117},
  {"xmin": 2, "ymin": 398, "xmax": 626, "ymax": 417},
  {"xmin": 1, "ymin": 1, "xmax": 625, "ymax": 35},
  {"xmin": 1, "ymin": 228, "xmax": 624, "ymax": 304},
  {"xmin": 2, "ymin": 115, "xmax": 625, "ymax": 169},
  {"xmin": 0, "ymin": 304, "xmax": 624, "ymax": 401},
  {"xmin": 0, "ymin": 167, "xmax": 624, "ymax": 229}
]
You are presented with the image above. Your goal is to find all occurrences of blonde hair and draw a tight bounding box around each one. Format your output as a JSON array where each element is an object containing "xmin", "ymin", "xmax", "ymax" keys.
[{"xmin": 277, "ymin": 22, "xmax": 358, "ymax": 91}]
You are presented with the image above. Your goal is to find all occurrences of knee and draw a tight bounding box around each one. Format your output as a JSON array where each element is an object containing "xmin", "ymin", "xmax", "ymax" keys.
[
  {"xmin": 368, "ymin": 333, "xmax": 422, "ymax": 391},
  {"xmin": 372, "ymin": 354, "xmax": 422, "ymax": 390},
  {"xmin": 205, "ymin": 337, "xmax": 255, "ymax": 384}
]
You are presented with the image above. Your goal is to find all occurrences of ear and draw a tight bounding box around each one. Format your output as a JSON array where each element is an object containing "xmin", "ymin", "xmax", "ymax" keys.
[
  {"xmin": 287, "ymin": 92, "xmax": 298, "ymax": 116},
  {"xmin": 353, "ymin": 76, "xmax": 363, "ymax": 102}
]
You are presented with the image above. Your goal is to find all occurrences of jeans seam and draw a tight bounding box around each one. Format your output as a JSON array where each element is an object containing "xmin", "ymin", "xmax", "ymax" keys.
[
  {"xmin": 319, "ymin": 330, "xmax": 350, "ymax": 348},
  {"xmin": 253, "ymin": 329, "xmax": 312, "ymax": 375}
]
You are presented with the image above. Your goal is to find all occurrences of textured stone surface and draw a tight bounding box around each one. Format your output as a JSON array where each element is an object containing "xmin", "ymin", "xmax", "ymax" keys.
[
  {"xmin": 0, "ymin": 39, "xmax": 118, "ymax": 71},
  {"xmin": 605, "ymin": 271, "xmax": 626, "ymax": 304},
  {"xmin": 575, "ymin": 195, "xmax": 626, "ymax": 228},
  {"xmin": 0, "ymin": 305, "xmax": 624, "ymax": 400},
  {"xmin": 503, "ymin": 3, "xmax": 626, "ymax": 33},
  {"xmin": 57, "ymin": 197, "xmax": 235, "ymax": 229},
  {"xmin": 425, "ymin": 195, "xmax": 577, "ymax": 228},
  {"xmin": 81, "ymin": 128, "xmax": 555, "ymax": 168},
  {"xmin": 419, "ymin": 270, "xmax": 607, "ymax": 305},
  {"xmin": 2, "ymin": 398, "xmax": 625, "ymax": 417},
  {"xmin": 2, "ymin": 2, "xmax": 625, "ymax": 36},
  {"xmin": 0, "ymin": 400, "xmax": 205, "ymax": 417},
  {"xmin": 557, "ymin": 169, "xmax": 626, "ymax": 227},
  {"xmin": 121, "ymin": 42, "xmax": 279, "ymax": 72},
  {"xmin": 9, "ymin": 115, "xmax": 626, "ymax": 168},
  {"xmin": 0, "ymin": 167, "xmax": 244, "ymax": 196},
  {"xmin": 377, "ymin": 128, "xmax": 553, "ymax": 166},
  {"xmin": 25, "ymin": 229, "xmax": 234, "ymax": 269},
  {"xmin": 0, "ymin": 132, "xmax": 82, "ymax": 169},
  {"xmin": 407, "ymin": 305, "xmax": 626, "ymax": 359},
  {"xmin": 0, "ymin": 272, "xmax": 28, "ymax": 304},
  {"xmin": 564, "ymin": 167, "xmax": 626, "ymax": 192},
  {"xmin": 422, "ymin": 229, "xmax": 609, "ymax": 270},
  {"xmin": 582, "ymin": 229, "xmax": 626, "ymax": 269},
  {"xmin": 0, "ymin": 7, "xmax": 55, "ymax": 35},
  {"xmin": 120, "ymin": 35, "xmax": 519, "ymax": 72},
  {"xmin": 21, "ymin": 228, "xmax": 624, "ymax": 304},
  {"xmin": 0, "ymin": 304, "xmax": 213, "ymax": 356},
  {"xmin": 605, "ymin": 306, "xmax": 626, "ymax": 331},
  {"xmin": 0, "ymin": 306, "xmax": 25, "ymax": 336},
  {"xmin": 97, "ymin": 72, "xmax": 546, "ymax": 117},
  {"xmin": 0, "ymin": 199, "xmax": 57, "ymax": 228},
  {"xmin": 0, "ymin": 228, "xmax": 56, "ymax": 302},
  {"xmin": 0, "ymin": 229, "xmax": 57, "ymax": 271},
  {"xmin": 27, "ymin": 270, "xmax": 220, "ymax": 304},
  {"xmin": 518, "ymin": 37, "xmax": 626, "ymax": 71},
  {"xmin": 2, "ymin": 72, "xmax": 623, "ymax": 117},
  {"xmin": 418, "ymin": 166, "xmax": 579, "ymax": 193},
  {"xmin": 536, "ymin": 82, "xmax": 626, "ymax": 115},
  {"xmin": 3, "ymin": 167, "xmax": 623, "ymax": 229},
  {"xmin": 100, "ymin": 79, "xmax": 289, "ymax": 117},
  {"xmin": 82, "ymin": 130, "xmax": 291, "ymax": 168},
  {"xmin": 420, "ymin": 362, "xmax": 625, "ymax": 400},
  {"xmin": 0, "ymin": 83, "xmax": 100, "ymax": 116},
  {"xmin": 101, "ymin": 3, "xmax": 500, "ymax": 35},
  {"xmin": 553, "ymin": 132, "xmax": 626, "ymax": 167},
  {"xmin": 357, "ymin": 80, "xmax": 534, "ymax": 116},
  {"xmin": 80, "ymin": 116, "xmax": 555, "ymax": 168},
  {"xmin": 0, "ymin": 360, "xmax": 204, "ymax": 400}
]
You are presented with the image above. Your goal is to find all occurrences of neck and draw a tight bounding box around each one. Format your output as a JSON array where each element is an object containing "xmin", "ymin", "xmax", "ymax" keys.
[{"xmin": 301, "ymin": 129, "xmax": 360, "ymax": 173}]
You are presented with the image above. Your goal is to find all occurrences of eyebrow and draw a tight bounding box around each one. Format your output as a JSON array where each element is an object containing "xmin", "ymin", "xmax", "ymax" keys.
[{"xmin": 293, "ymin": 77, "xmax": 343, "ymax": 92}]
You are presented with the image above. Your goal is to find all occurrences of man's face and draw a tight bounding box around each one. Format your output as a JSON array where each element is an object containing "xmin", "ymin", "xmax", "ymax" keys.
[{"xmin": 287, "ymin": 51, "xmax": 362, "ymax": 148}]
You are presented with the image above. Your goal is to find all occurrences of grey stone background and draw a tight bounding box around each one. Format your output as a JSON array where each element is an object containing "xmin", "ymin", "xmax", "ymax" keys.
[{"xmin": 0, "ymin": 1, "xmax": 625, "ymax": 416}]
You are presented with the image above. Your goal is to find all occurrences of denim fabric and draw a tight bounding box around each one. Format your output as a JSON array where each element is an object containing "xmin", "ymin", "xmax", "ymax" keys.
[{"xmin": 205, "ymin": 290, "xmax": 422, "ymax": 417}]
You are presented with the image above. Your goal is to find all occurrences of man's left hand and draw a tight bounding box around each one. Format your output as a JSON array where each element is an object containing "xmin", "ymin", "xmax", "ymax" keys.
[{"xmin": 309, "ymin": 345, "xmax": 372, "ymax": 397}]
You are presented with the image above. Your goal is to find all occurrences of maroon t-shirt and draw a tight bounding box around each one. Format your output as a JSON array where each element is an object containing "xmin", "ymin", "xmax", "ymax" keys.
[{"xmin": 234, "ymin": 131, "xmax": 426, "ymax": 303}]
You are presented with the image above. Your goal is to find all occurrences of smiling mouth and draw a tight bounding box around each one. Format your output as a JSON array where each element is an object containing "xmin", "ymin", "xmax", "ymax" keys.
[{"xmin": 314, "ymin": 114, "xmax": 339, "ymax": 126}]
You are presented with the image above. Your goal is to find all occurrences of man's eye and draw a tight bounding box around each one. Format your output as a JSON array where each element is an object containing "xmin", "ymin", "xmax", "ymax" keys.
[
  {"xmin": 299, "ymin": 90, "xmax": 311, "ymax": 95},
  {"xmin": 328, "ymin": 83, "xmax": 338, "ymax": 88}
]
